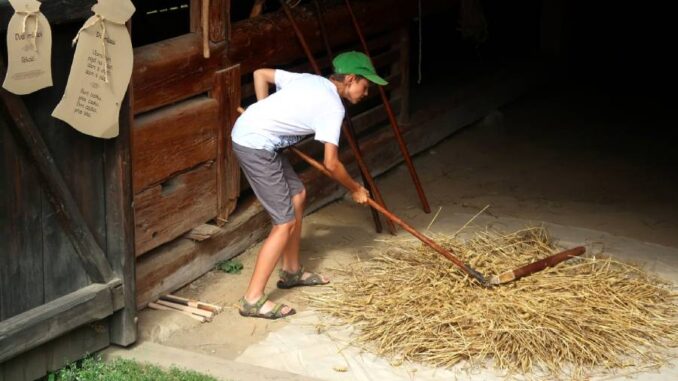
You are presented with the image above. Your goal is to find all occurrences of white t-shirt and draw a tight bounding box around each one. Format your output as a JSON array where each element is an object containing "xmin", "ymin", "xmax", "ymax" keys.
[{"xmin": 232, "ymin": 70, "xmax": 345, "ymax": 151}]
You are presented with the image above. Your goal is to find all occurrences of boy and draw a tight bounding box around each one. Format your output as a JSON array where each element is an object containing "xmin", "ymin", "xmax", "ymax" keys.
[{"xmin": 232, "ymin": 51, "xmax": 388, "ymax": 319}]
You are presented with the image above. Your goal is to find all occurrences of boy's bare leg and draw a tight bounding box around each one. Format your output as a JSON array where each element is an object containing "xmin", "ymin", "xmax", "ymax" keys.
[
  {"xmin": 244, "ymin": 221, "xmax": 294, "ymax": 314},
  {"xmin": 281, "ymin": 190, "xmax": 328, "ymax": 282},
  {"xmin": 280, "ymin": 190, "xmax": 304, "ymax": 272}
]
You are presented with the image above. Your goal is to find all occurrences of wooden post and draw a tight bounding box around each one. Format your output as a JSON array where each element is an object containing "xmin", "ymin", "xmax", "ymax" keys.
[
  {"xmin": 202, "ymin": 0, "xmax": 210, "ymax": 58},
  {"xmin": 212, "ymin": 65, "xmax": 241, "ymax": 224},
  {"xmin": 106, "ymin": 24, "xmax": 137, "ymax": 344},
  {"xmin": 209, "ymin": 0, "xmax": 228, "ymax": 42},
  {"xmin": 398, "ymin": 27, "xmax": 411, "ymax": 124},
  {"xmin": 190, "ymin": 0, "xmax": 201, "ymax": 32}
]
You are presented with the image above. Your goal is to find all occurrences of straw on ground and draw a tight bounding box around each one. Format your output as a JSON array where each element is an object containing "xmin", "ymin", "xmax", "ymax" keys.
[{"xmin": 310, "ymin": 226, "xmax": 678, "ymax": 380}]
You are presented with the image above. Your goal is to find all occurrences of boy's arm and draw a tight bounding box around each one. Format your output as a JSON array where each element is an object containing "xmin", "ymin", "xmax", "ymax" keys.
[
  {"xmin": 253, "ymin": 69, "xmax": 276, "ymax": 100},
  {"xmin": 323, "ymin": 143, "xmax": 369, "ymax": 204}
]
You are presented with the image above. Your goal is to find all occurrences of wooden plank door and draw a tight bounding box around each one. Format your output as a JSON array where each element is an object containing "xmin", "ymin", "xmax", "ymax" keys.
[{"xmin": 0, "ymin": 6, "xmax": 136, "ymax": 378}]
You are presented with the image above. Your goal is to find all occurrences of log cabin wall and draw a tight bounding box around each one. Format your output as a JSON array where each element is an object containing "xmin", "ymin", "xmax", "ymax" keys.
[
  {"xmin": 132, "ymin": 0, "xmax": 418, "ymax": 305},
  {"xmin": 131, "ymin": 0, "xmax": 229, "ymax": 256}
]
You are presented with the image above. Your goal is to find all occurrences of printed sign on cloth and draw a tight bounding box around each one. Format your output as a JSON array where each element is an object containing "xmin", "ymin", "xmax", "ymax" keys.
[
  {"xmin": 52, "ymin": 0, "xmax": 135, "ymax": 139},
  {"xmin": 2, "ymin": 0, "xmax": 53, "ymax": 95}
]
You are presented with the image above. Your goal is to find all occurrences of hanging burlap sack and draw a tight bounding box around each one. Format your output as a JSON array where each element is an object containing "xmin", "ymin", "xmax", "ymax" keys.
[
  {"xmin": 2, "ymin": 0, "xmax": 53, "ymax": 95},
  {"xmin": 52, "ymin": 0, "xmax": 135, "ymax": 139}
]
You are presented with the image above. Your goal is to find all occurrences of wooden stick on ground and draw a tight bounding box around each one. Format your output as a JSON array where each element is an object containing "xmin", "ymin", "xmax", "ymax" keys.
[
  {"xmin": 160, "ymin": 294, "xmax": 223, "ymax": 314},
  {"xmin": 148, "ymin": 302, "xmax": 206, "ymax": 322},
  {"xmin": 155, "ymin": 300, "xmax": 215, "ymax": 319}
]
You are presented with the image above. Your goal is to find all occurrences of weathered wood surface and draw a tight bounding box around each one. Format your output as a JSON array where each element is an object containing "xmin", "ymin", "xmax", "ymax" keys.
[
  {"xmin": 229, "ymin": 0, "xmax": 409, "ymax": 74},
  {"xmin": 0, "ymin": 117, "xmax": 43, "ymax": 321},
  {"xmin": 0, "ymin": 58, "xmax": 115, "ymax": 285},
  {"xmin": 132, "ymin": 34, "xmax": 226, "ymax": 114},
  {"xmin": 133, "ymin": 97, "xmax": 219, "ymax": 193},
  {"xmin": 397, "ymin": 27, "xmax": 410, "ymax": 124},
  {"xmin": 0, "ymin": 0, "xmax": 95, "ymax": 30},
  {"xmin": 134, "ymin": 161, "xmax": 218, "ymax": 255},
  {"xmin": 0, "ymin": 322, "xmax": 109, "ymax": 381},
  {"xmin": 135, "ymin": 63, "xmax": 548, "ymax": 307},
  {"xmin": 136, "ymin": 198, "xmax": 270, "ymax": 307},
  {"xmin": 210, "ymin": 0, "xmax": 228, "ymax": 42},
  {"xmin": 106, "ymin": 83, "xmax": 136, "ymax": 346},
  {"xmin": 133, "ymin": 0, "xmax": 405, "ymax": 114},
  {"xmin": 0, "ymin": 280, "xmax": 121, "ymax": 363},
  {"xmin": 1, "ymin": 21, "xmax": 135, "ymax": 378},
  {"xmin": 212, "ymin": 65, "xmax": 241, "ymax": 223},
  {"xmin": 26, "ymin": 24, "xmax": 106, "ymax": 301},
  {"xmin": 240, "ymin": 31, "xmax": 401, "ymax": 100}
]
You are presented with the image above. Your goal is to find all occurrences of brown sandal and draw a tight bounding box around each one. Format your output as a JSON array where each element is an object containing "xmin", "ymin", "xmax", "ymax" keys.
[
  {"xmin": 277, "ymin": 266, "xmax": 329, "ymax": 289},
  {"xmin": 238, "ymin": 294, "xmax": 296, "ymax": 320}
]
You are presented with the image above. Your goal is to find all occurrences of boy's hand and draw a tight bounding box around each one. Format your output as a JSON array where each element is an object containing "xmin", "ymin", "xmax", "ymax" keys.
[{"xmin": 351, "ymin": 186, "xmax": 370, "ymax": 204}]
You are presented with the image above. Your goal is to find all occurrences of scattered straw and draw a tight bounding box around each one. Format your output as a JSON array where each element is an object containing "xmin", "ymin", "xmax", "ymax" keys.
[{"xmin": 309, "ymin": 226, "xmax": 678, "ymax": 380}]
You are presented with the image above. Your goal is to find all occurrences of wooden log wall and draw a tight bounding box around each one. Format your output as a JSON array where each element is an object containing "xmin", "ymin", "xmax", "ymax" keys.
[
  {"xmin": 129, "ymin": 0, "xmax": 548, "ymax": 307},
  {"xmin": 131, "ymin": 0, "xmax": 412, "ymax": 256},
  {"xmin": 133, "ymin": 1, "xmax": 413, "ymax": 303}
]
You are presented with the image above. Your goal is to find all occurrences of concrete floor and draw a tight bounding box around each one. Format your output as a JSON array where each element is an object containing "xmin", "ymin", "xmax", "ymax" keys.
[{"xmin": 126, "ymin": 78, "xmax": 678, "ymax": 380}]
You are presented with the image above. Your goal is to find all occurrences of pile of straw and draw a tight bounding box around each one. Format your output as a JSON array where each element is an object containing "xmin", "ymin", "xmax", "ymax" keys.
[{"xmin": 310, "ymin": 226, "xmax": 678, "ymax": 379}]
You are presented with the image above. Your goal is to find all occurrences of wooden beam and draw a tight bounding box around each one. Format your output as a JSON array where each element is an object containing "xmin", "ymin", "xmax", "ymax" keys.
[
  {"xmin": 398, "ymin": 27, "xmax": 411, "ymax": 124},
  {"xmin": 106, "ymin": 76, "xmax": 136, "ymax": 345},
  {"xmin": 211, "ymin": 65, "xmax": 241, "ymax": 224},
  {"xmin": 210, "ymin": 0, "xmax": 228, "ymax": 42},
  {"xmin": 229, "ymin": 0, "xmax": 408, "ymax": 74},
  {"xmin": 0, "ymin": 323, "xmax": 109, "ymax": 381},
  {"xmin": 134, "ymin": 161, "xmax": 218, "ymax": 255},
  {"xmin": 0, "ymin": 59, "xmax": 116, "ymax": 284},
  {"xmin": 133, "ymin": 34, "xmax": 226, "ymax": 114},
  {"xmin": 133, "ymin": 97, "xmax": 219, "ymax": 193},
  {"xmin": 0, "ymin": 280, "xmax": 120, "ymax": 363},
  {"xmin": 190, "ymin": 0, "xmax": 201, "ymax": 32},
  {"xmin": 240, "ymin": 31, "xmax": 400, "ymax": 99}
]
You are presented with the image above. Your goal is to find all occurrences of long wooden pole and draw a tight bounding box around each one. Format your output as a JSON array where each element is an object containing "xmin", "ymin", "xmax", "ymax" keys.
[
  {"xmin": 489, "ymin": 246, "xmax": 586, "ymax": 285},
  {"xmin": 344, "ymin": 0, "xmax": 431, "ymax": 213},
  {"xmin": 279, "ymin": 0, "xmax": 397, "ymax": 234},
  {"xmin": 290, "ymin": 145, "xmax": 589, "ymax": 287},
  {"xmin": 310, "ymin": 0, "xmax": 397, "ymax": 234},
  {"xmin": 289, "ymin": 146, "xmax": 487, "ymax": 285}
]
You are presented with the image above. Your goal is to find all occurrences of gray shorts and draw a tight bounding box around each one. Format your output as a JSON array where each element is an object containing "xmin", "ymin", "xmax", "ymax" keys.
[{"xmin": 232, "ymin": 142, "xmax": 304, "ymax": 225}]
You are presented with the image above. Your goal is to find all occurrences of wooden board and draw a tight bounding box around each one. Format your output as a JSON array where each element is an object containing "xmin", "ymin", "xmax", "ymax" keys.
[
  {"xmin": 24, "ymin": 24, "xmax": 99, "ymax": 301},
  {"xmin": 136, "ymin": 198, "xmax": 270, "ymax": 307},
  {"xmin": 132, "ymin": 34, "xmax": 226, "ymax": 114},
  {"xmin": 134, "ymin": 161, "xmax": 218, "ymax": 255},
  {"xmin": 209, "ymin": 0, "xmax": 228, "ymax": 42},
  {"xmin": 133, "ymin": 97, "xmax": 219, "ymax": 193},
  {"xmin": 212, "ymin": 65, "xmax": 241, "ymax": 223},
  {"xmin": 106, "ymin": 82, "xmax": 137, "ymax": 346},
  {"xmin": 228, "ymin": 0, "xmax": 408, "ymax": 74},
  {"xmin": 0, "ymin": 318, "xmax": 109, "ymax": 381},
  {"xmin": 0, "ymin": 118, "xmax": 43, "ymax": 321},
  {"xmin": 0, "ymin": 282, "xmax": 118, "ymax": 363}
]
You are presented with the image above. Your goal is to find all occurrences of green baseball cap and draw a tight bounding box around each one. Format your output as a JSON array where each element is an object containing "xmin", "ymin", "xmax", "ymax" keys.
[{"xmin": 332, "ymin": 51, "xmax": 388, "ymax": 85}]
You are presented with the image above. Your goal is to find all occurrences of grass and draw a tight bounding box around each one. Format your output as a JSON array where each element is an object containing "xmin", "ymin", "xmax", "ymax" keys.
[
  {"xmin": 47, "ymin": 355, "xmax": 218, "ymax": 381},
  {"xmin": 216, "ymin": 259, "xmax": 244, "ymax": 274}
]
